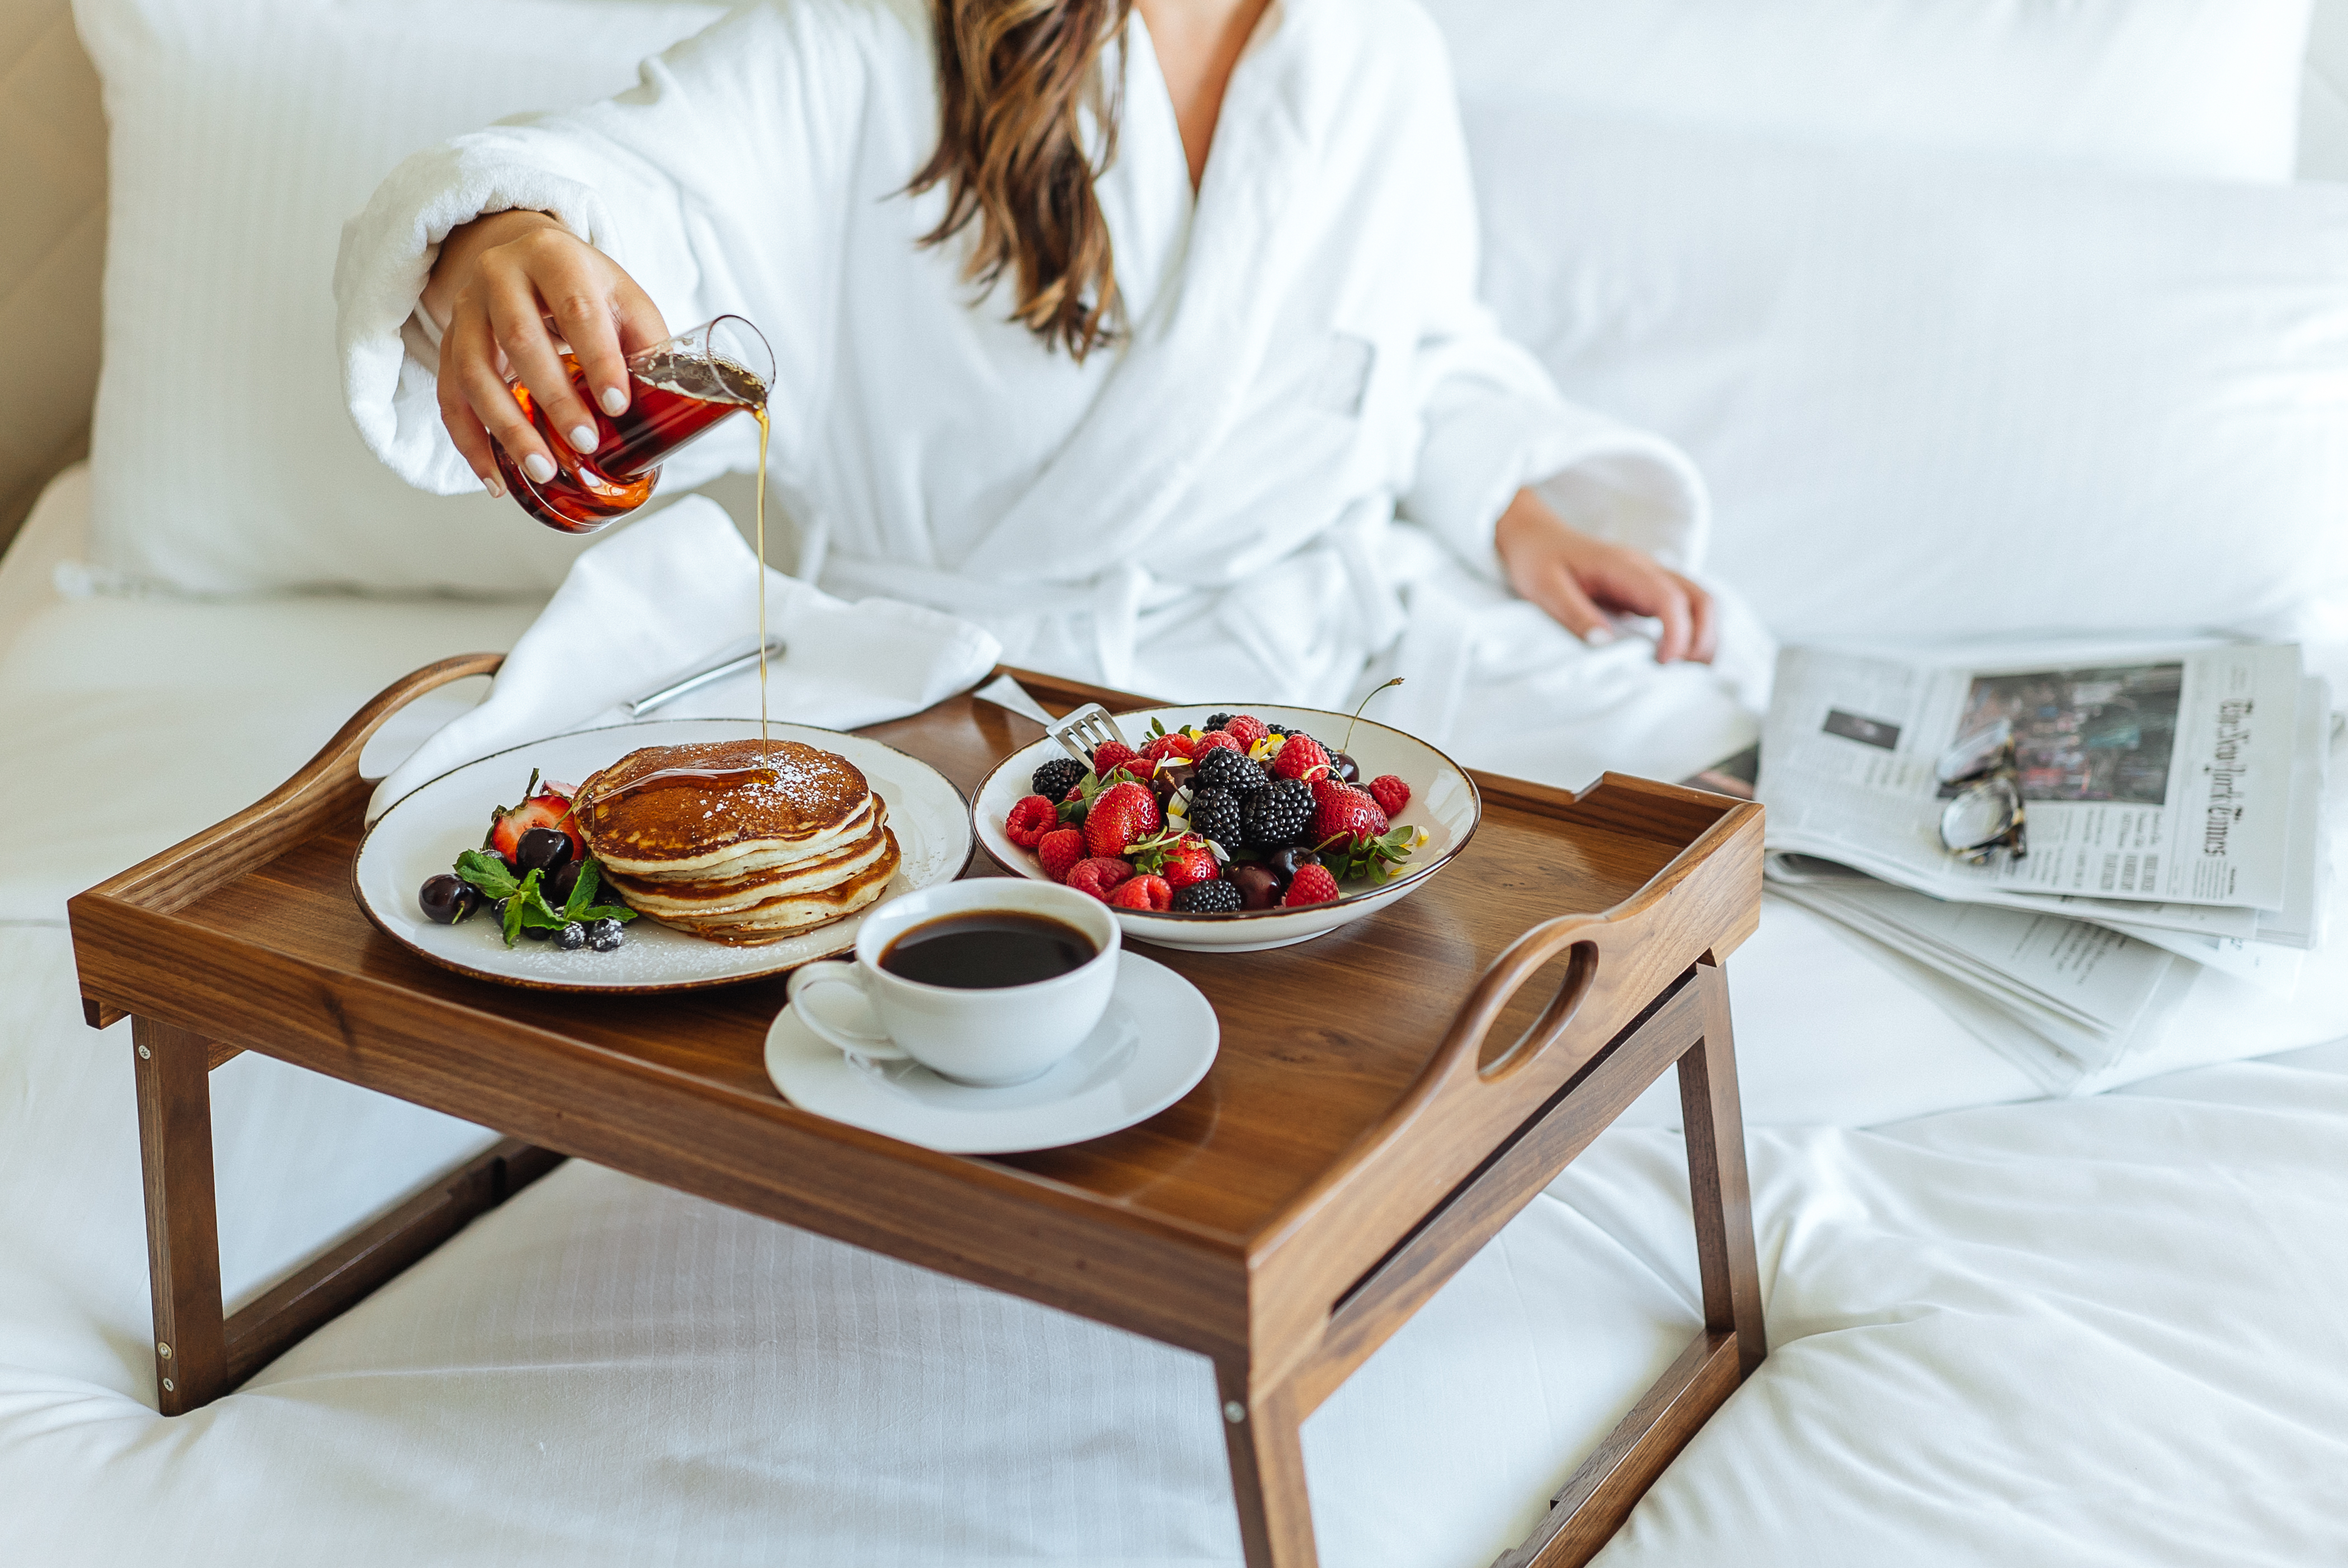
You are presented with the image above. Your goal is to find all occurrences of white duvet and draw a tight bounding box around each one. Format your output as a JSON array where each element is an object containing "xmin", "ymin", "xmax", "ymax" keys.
[{"xmin": 6, "ymin": 475, "xmax": 2348, "ymax": 1564}]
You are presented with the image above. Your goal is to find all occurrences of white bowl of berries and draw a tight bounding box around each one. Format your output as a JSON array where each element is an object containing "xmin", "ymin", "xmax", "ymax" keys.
[{"xmin": 972, "ymin": 705, "xmax": 1482, "ymax": 953}]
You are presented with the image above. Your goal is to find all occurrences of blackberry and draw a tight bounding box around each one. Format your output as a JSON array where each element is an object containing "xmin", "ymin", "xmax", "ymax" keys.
[
  {"xmin": 1173, "ymin": 879, "xmax": 1244, "ymax": 913},
  {"xmin": 1187, "ymin": 786, "xmax": 1243, "ymax": 849},
  {"xmin": 1031, "ymin": 757, "xmax": 1087, "ymax": 800},
  {"xmin": 1205, "ymin": 713, "xmax": 1235, "ymax": 731},
  {"xmin": 1194, "ymin": 747, "xmax": 1268, "ymax": 794},
  {"xmin": 1240, "ymin": 778, "xmax": 1314, "ymax": 846}
]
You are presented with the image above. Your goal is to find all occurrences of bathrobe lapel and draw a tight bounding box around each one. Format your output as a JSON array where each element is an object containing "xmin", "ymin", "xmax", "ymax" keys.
[{"xmin": 951, "ymin": 2, "xmax": 1319, "ymax": 581}]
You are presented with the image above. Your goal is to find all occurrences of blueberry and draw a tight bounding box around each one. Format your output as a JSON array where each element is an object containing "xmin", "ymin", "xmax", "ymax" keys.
[
  {"xmin": 418, "ymin": 874, "xmax": 480, "ymax": 925},
  {"xmin": 554, "ymin": 922, "xmax": 588, "ymax": 951},
  {"xmin": 520, "ymin": 921, "xmax": 552, "ymax": 942},
  {"xmin": 588, "ymin": 918, "xmax": 626, "ymax": 952},
  {"xmin": 490, "ymin": 897, "xmax": 511, "ymax": 925},
  {"xmin": 516, "ymin": 826, "xmax": 572, "ymax": 872}
]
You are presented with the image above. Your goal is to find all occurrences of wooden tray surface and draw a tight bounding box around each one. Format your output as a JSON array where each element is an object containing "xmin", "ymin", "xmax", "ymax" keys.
[{"xmin": 74, "ymin": 668, "xmax": 1760, "ymax": 1317}]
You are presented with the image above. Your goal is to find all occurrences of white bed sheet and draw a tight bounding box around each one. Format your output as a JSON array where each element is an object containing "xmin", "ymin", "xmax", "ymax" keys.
[{"xmin": 6, "ymin": 470, "xmax": 2348, "ymax": 1565}]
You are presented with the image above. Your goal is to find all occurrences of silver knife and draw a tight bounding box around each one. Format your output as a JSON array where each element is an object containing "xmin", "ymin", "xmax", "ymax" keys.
[{"xmin": 627, "ymin": 638, "xmax": 788, "ymax": 719}]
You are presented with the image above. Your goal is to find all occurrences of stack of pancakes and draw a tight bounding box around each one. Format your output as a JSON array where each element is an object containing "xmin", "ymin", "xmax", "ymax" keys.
[{"xmin": 573, "ymin": 738, "xmax": 900, "ymax": 944}]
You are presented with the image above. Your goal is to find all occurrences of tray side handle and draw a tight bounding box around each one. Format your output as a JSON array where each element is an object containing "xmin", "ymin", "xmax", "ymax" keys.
[{"xmin": 75, "ymin": 652, "xmax": 506, "ymax": 922}]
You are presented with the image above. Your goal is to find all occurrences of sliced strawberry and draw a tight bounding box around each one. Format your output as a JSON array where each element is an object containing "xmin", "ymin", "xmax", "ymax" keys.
[{"xmin": 487, "ymin": 789, "xmax": 581, "ymax": 863}]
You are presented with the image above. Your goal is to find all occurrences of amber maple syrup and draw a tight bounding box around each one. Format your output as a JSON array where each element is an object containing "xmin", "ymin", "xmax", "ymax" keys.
[
  {"xmin": 496, "ymin": 350, "xmax": 769, "ymax": 533},
  {"xmin": 584, "ymin": 385, "xmax": 782, "ymax": 818}
]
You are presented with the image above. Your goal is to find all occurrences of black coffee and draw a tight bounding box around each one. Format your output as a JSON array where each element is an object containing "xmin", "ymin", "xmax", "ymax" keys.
[{"xmin": 879, "ymin": 911, "xmax": 1097, "ymax": 989}]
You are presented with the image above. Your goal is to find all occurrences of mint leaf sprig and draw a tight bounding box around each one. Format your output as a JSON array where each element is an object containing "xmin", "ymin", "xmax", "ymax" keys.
[{"xmin": 455, "ymin": 849, "xmax": 635, "ymax": 948}]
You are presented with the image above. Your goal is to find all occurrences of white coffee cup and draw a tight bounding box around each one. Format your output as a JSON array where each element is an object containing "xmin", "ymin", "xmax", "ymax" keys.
[{"xmin": 784, "ymin": 880, "xmax": 1121, "ymax": 1087}]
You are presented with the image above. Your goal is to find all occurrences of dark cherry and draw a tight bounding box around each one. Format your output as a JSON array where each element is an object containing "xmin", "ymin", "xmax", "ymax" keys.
[
  {"xmin": 1152, "ymin": 760, "xmax": 1196, "ymax": 805},
  {"xmin": 544, "ymin": 860, "xmax": 581, "ymax": 910},
  {"xmin": 516, "ymin": 826, "xmax": 573, "ymax": 872},
  {"xmin": 1266, "ymin": 846, "xmax": 1320, "ymax": 884},
  {"xmin": 418, "ymin": 874, "xmax": 480, "ymax": 925},
  {"xmin": 1329, "ymin": 751, "xmax": 1361, "ymax": 785},
  {"xmin": 1230, "ymin": 864, "xmax": 1280, "ymax": 911}
]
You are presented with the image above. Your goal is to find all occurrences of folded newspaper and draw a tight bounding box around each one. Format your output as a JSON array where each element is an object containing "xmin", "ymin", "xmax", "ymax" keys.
[{"xmin": 1750, "ymin": 642, "xmax": 2332, "ymax": 1092}]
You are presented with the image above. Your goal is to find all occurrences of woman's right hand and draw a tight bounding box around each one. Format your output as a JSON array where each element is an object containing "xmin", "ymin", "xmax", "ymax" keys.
[{"xmin": 420, "ymin": 210, "xmax": 670, "ymax": 496}]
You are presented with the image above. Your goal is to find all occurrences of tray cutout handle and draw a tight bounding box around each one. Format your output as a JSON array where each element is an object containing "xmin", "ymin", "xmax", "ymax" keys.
[{"xmin": 1476, "ymin": 937, "xmax": 1600, "ymax": 1081}]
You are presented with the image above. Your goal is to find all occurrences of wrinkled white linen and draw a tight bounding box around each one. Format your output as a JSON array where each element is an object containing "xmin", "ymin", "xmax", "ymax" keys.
[
  {"xmin": 334, "ymin": 0, "xmax": 1761, "ymax": 787},
  {"xmin": 367, "ymin": 498, "xmax": 1002, "ymax": 817}
]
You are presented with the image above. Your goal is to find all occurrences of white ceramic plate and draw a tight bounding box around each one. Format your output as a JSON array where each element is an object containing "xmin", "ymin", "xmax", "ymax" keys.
[
  {"xmin": 356, "ymin": 719, "xmax": 973, "ymax": 992},
  {"xmin": 764, "ymin": 950, "xmax": 1216, "ymax": 1154},
  {"xmin": 972, "ymin": 704, "xmax": 1482, "ymax": 953}
]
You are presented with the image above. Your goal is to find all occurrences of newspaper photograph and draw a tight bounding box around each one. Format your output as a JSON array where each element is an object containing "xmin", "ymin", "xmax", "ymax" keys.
[{"xmin": 1759, "ymin": 644, "xmax": 2303, "ymax": 912}]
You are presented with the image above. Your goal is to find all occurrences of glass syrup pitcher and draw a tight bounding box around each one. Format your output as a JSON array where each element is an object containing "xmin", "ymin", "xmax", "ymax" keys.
[{"xmin": 495, "ymin": 315, "xmax": 774, "ymax": 533}]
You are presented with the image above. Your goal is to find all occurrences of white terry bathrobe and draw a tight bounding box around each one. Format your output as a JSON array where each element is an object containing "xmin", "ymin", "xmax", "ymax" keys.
[{"xmin": 336, "ymin": 0, "xmax": 1765, "ymax": 786}]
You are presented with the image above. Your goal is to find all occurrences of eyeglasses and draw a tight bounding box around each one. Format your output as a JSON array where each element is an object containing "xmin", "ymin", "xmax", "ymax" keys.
[{"xmin": 1937, "ymin": 718, "xmax": 2027, "ymax": 864}]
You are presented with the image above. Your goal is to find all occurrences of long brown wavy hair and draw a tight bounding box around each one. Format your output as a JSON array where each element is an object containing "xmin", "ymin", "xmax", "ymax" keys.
[{"xmin": 911, "ymin": 0, "xmax": 1134, "ymax": 361}]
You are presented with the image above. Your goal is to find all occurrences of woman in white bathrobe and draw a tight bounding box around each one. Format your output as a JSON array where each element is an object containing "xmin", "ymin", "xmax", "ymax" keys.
[{"xmin": 337, "ymin": 0, "xmax": 1764, "ymax": 785}]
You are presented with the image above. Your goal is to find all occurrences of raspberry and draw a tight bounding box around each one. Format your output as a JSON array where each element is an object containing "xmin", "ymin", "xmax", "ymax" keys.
[
  {"xmin": 1270, "ymin": 732, "xmax": 1332, "ymax": 783},
  {"xmin": 1368, "ymin": 774, "xmax": 1410, "ymax": 816},
  {"xmin": 1066, "ymin": 857, "xmax": 1135, "ymax": 901},
  {"xmin": 1038, "ymin": 827, "xmax": 1087, "ymax": 882},
  {"xmin": 1222, "ymin": 714, "xmax": 1270, "ymax": 749},
  {"xmin": 1191, "ymin": 730, "xmax": 1243, "ymax": 756},
  {"xmin": 1172, "ymin": 879, "xmax": 1243, "ymax": 913},
  {"xmin": 1031, "ymin": 757, "xmax": 1087, "ymax": 800},
  {"xmin": 1139, "ymin": 733, "xmax": 1195, "ymax": 764},
  {"xmin": 1283, "ymin": 864, "xmax": 1341, "ymax": 906},
  {"xmin": 1109, "ymin": 874, "xmax": 1173, "ymax": 911},
  {"xmin": 1090, "ymin": 741, "xmax": 1140, "ymax": 778},
  {"xmin": 1005, "ymin": 794, "xmax": 1058, "ymax": 848}
]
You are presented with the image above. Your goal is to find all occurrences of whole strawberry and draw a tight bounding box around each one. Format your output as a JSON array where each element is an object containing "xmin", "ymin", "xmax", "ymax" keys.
[
  {"xmin": 1082, "ymin": 778, "xmax": 1160, "ymax": 857},
  {"xmin": 1283, "ymin": 864, "xmax": 1341, "ymax": 907},
  {"xmin": 1310, "ymin": 783, "xmax": 1389, "ymax": 850},
  {"xmin": 1270, "ymin": 732, "xmax": 1333, "ymax": 783},
  {"xmin": 1037, "ymin": 827, "xmax": 1088, "ymax": 883},
  {"xmin": 1368, "ymin": 774, "xmax": 1411, "ymax": 817},
  {"xmin": 1130, "ymin": 831, "xmax": 1220, "ymax": 891},
  {"xmin": 1090, "ymin": 740, "xmax": 1141, "ymax": 779},
  {"xmin": 1109, "ymin": 874, "xmax": 1173, "ymax": 911},
  {"xmin": 1222, "ymin": 714, "xmax": 1271, "ymax": 750},
  {"xmin": 1066, "ymin": 856, "xmax": 1135, "ymax": 902},
  {"xmin": 1005, "ymin": 794, "xmax": 1058, "ymax": 848}
]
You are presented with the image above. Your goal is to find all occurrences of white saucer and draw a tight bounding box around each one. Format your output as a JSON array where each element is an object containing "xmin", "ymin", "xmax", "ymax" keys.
[{"xmin": 763, "ymin": 952, "xmax": 1218, "ymax": 1155}]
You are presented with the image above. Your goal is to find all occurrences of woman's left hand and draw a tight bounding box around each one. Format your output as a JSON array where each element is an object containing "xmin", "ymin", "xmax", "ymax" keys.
[{"xmin": 1493, "ymin": 487, "xmax": 1717, "ymax": 664}]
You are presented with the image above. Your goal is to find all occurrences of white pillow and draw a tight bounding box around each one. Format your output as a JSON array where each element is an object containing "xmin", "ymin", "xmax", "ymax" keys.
[
  {"xmin": 1467, "ymin": 107, "xmax": 2348, "ymax": 645},
  {"xmin": 75, "ymin": 0, "xmax": 725, "ymax": 595},
  {"xmin": 1425, "ymin": 0, "xmax": 2314, "ymax": 183}
]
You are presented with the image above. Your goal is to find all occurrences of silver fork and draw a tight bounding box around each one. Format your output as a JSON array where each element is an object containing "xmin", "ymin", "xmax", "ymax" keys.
[{"xmin": 1050, "ymin": 702, "xmax": 1131, "ymax": 766}]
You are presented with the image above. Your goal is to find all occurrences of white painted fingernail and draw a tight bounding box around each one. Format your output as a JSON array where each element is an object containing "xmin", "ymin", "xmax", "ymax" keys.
[
  {"xmin": 523, "ymin": 452, "xmax": 557, "ymax": 485},
  {"xmin": 1581, "ymin": 625, "xmax": 1617, "ymax": 647},
  {"xmin": 482, "ymin": 472, "xmax": 505, "ymax": 499},
  {"xmin": 599, "ymin": 386, "xmax": 627, "ymax": 415},
  {"xmin": 568, "ymin": 423, "xmax": 599, "ymax": 453}
]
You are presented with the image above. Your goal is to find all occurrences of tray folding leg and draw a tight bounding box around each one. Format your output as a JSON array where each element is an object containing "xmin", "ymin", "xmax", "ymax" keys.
[
  {"xmin": 128, "ymin": 1015, "xmax": 564, "ymax": 1416},
  {"xmin": 1215, "ymin": 957, "xmax": 1768, "ymax": 1568}
]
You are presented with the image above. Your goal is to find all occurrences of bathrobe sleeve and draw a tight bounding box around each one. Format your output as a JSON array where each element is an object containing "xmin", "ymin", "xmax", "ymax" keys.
[
  {"xmin": 333, "ymin": 4, "xmax": 872, "ymax": 498},
  {"xmin": 1393, "ymin": 42, "xmax": 1711, "ymax": 582}
]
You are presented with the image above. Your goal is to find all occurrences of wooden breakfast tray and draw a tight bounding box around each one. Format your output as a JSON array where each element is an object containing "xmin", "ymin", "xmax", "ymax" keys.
[{"xmin": 70, "ymin": 659, "xmax": 1766, "ymax": 1568}]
